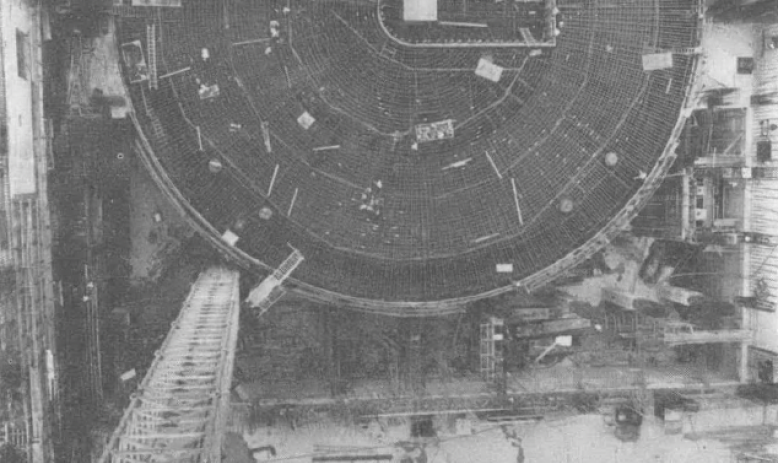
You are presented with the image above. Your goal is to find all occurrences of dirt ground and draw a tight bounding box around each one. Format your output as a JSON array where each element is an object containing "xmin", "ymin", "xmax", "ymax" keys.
[{"xmin": 127, "ymin": 156, "xmax": 195, "ymax": 284}]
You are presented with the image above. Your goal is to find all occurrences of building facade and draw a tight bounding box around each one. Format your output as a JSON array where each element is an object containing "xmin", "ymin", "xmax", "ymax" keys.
[{"xmin": 0, "ymin": 0, "xmax": 59, "ymax": 462}]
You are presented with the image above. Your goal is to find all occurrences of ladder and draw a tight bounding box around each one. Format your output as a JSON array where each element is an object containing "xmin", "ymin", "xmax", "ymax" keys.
[
  {"xmin": 147, "ymin": 23, "xmax": 158, "ymax": 90},
  {"xmin": 246, "ymin": 247, "xmax": 304, "ymax": 316},
  {"xmin": 271, "ymin": 247, "xmax": 304, "ymax": 282},
  {"xmin": 673, "ymin": 47, "xmax": 702, "ymax": 55}
]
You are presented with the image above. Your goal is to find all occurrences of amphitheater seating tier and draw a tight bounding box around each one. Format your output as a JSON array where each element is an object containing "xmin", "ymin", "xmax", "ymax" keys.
[{"xmin": 118, "ymin": 0, "xmax": 702, "ymax": 304}]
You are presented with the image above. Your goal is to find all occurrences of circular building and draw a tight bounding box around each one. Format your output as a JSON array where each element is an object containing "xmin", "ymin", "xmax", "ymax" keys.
[{"xmin": 116, "ymin": 0, "xmax": 702, "ymax": 313}]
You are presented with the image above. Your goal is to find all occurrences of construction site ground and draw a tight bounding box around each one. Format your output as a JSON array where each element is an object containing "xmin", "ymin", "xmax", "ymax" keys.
[{"xmin": 229, "ymin": 411, "xmax": 770, "ymax": 463}]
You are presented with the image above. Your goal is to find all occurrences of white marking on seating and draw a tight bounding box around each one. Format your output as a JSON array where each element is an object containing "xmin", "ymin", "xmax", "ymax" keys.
[
  {"xmin": 297, "ymin": 111, "xmax": 315, "ymax": 130},
  {"xmin": 268, "ymin": 164, "xmax": 279, "ymax": 196},
  {"xmin": 312, "ymin": 145, "xmax": 340, "ymax": 152},
  {"xmin": 222, "ymin": 229, "xmax": 240, "ymax": 246},
  {"xmin": 120, "ymin": 369, "xmax": 136, "ymax": 382},
  {"xmin": 261, "ymin": 121, "xmax": 272, "ymax": 153},
  {"xmin": 232, "ymin": 38, "xmax": 273, "ymax": 47},
  {"xmin": 442, "ymin": 158, "xmax": 472, "ymax": 170},
  {"xmin": 496, "ymin": 263, "xmax": 514, "ymax": 273},
  {"xmin": 159, "ymin": 67, "xmax": 190, "ymax": 80},
  {"xmin": 439, "ymin": 21, "xmax": 488, "ymax": 28},
  {"xmin": 475, "ymin": 58, "xmax": 504, "ymax": 83},
  {"xmin": 511, "ymin": 178, "xmax": 524, "ymax": 226},
  {"xmin": 404, "ymin": 0, "xmax": 437, "ymax": 21},
  {"xmin": 642, "ymin": 53, "xmax": 673, "ymax": 71},
  {"xmin": 288, "ymin": 187, "xmax": 299, "ymax": 217},
  {"xmin": 485, "ymin": 151, "xmax": 502, "ymax": 179},
  {"xmin": 473, "ymin": 233, "xmax": 500, "ymax": 244},
  {"xmin": 196, "ymin": 126, "xmax": 203, "ymax": 151}
]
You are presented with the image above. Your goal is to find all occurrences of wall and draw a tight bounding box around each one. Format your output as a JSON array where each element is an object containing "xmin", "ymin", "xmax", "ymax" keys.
[
  {"xmin": 2, "ymin": 0, "xmax": 36, "ymax": 196},
  {"xmin": 699, "ymin": 22, "xmax": 756, "ymax": 106},
  {"xmin": 752, "ymin": 23, "xmax": 778, "ymax": 166},
  {"xmin": 744, "ymin": 23, "xmax": 778, "ymax": 354}
]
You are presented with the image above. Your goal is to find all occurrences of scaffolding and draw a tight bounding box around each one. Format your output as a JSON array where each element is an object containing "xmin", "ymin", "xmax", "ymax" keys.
[{"xmin": 479, "ymin": 317, "xmax": 504, "ymax": 383}]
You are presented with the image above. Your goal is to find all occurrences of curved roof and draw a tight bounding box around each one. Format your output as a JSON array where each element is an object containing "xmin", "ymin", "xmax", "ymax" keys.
[{"xmin": 118, "ymin": 0, "xmax": 702, "ymax": 311}]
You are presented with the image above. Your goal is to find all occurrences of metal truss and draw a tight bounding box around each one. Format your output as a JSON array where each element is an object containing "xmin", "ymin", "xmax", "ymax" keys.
[{"xmin": 98, "ymin": 267, "xmax": 240, "ymax": 463}]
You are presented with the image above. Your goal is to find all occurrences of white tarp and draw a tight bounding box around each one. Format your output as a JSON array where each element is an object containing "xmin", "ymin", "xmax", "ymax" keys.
[
  {"xmin": 496, "ymin": 263, "xmax": 514, "ymax": 273},
  {"xmin": 297, "ymin": 111, "xmax": 315, "ymax": 130},
  {"xmin": 642, "ymin": 53, "xmax": 673, "ymax": 71},
  {"xmin": 222, "ymin": 229, "xmax": 240, "ymax": 246},
  {"xmin": 475, "ymin": 58, "xmax": 504, "ymax": 83}
]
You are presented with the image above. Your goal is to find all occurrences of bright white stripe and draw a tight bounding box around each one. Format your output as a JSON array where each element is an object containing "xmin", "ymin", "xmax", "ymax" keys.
[
  {"xmin": 443, "ymin": 158, "xmax": 472, "ymax": 170},
  {"xmin": 232, "ymin": 37, "xmax": 272, "ymax": 46},
  {"xmin": 287, "ymin": 188, "xmax": 299, "ymax": 217},
  {"xmin": 439, "ymin": 21, "xmax": 488, "ymax": 28},
  {"xmin": 159, "ymin": 67, "xmax": 190, "ymax": 80},
  {"xmin": 268, "ymin": 164, "xmax": 279, "ymax": 196},
  {"xmin": 473, "ymin": 233, "xmax": 500, "ymax": 244},
  {"xmin": 312, "ymin": 145, "xmax": 340, "ymax": 152},
  {"xmin": 485, "ymin": 151, "xmax": 502, "ymax": 179},
  {"xmin": 511, "ymin": 178, "xmax": 523, "ymax": 226},
  {"xmin": 261, "ymin": 121, "xmax": 272, "ymax": 153}
]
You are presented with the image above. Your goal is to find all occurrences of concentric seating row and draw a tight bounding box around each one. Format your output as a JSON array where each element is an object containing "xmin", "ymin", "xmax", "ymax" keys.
[{"xmin": 117, "ymin": 0, "xmax": 703, "ymax": 303}]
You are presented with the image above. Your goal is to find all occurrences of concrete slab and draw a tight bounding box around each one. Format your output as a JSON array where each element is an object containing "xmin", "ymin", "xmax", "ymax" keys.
[{"xmin": 697, "ymin": 22, "xmax": 757, "ymax": 107}]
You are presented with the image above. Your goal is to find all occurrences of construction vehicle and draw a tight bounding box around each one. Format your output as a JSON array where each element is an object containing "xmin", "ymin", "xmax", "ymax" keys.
[
  {"xmin": 97, "ymin": 248, "xmax": 304, "ymax": 463},
  {"xmin": 613, "ymin": 405, "xmax": 643, "ymax": 442}
]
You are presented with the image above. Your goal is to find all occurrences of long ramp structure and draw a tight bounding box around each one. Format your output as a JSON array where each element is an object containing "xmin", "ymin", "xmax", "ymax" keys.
[{"xmin": 98, "ymin": 267, "xmax": 240, "ymax": 463}]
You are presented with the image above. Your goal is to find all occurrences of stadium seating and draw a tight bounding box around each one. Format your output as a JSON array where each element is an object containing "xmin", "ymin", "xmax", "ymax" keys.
[{"xmin": 116, "ymin": 0, "xmax": 702, "ymax": 306}]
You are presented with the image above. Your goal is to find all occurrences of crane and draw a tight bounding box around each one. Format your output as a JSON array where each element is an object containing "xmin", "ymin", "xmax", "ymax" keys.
[{"xmin": 98, "ymin": 248, "xmax": 304, "ymax": 463}]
